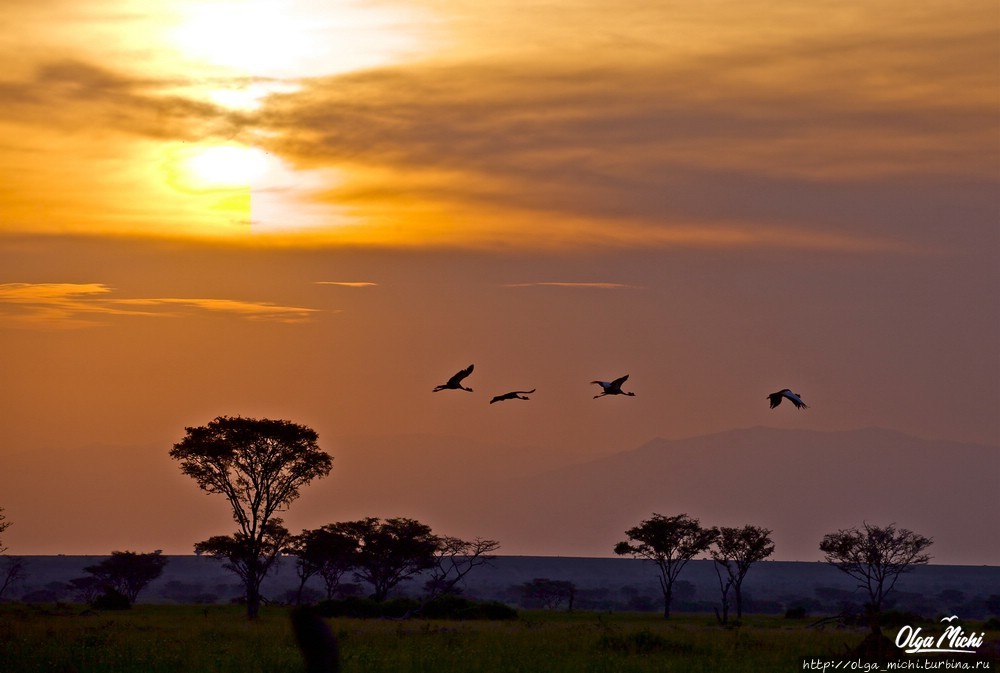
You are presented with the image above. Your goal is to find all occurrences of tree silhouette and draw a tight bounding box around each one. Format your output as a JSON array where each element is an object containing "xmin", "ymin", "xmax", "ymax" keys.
[
  {"xmin": 614, "ymin": 513, "xmax": 716, "ymax": 618},
  {"xmin": 0, "ymin": 507, "xmax": 8, "ymax": 554},
  {"xmin": 424, "ymin": 536, "xmax": 501, "ymax": 600},
  {"xmin": 820, "ymin": 522, "xmax": 932, "ymax": 634},
  {"xmin": 518, "ymin": 578, "xmax": 576, "ymax": 610},
  {"xmin": 196, "ymin": 519, "xmax": 292, "ymax": 613},
  {"xmin": 336, "ymin": 517, "xmax": 439, "ymax": 602},
  {"xmin": 170, "ymin": 416, "xmax": 333, "ymax": 619},
  {"xmin": 290, "ymin": 525, "xmax": 359, "ymax": 602},
  {"xmin": 0, "ymin": 507, "xmax": 26, "ymax": 601},
  {"xmin": 710, "ymin": 525, "xmax": 775, "ymax": 623},
  {"xmin": 83, "ymin": 550, "xmax": 168, "ymax": 604}
]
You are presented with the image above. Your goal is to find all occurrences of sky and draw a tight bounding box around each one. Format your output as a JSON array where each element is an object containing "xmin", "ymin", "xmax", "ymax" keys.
[{"xmin": 0, "ymin": 0, "xmax": 997, "ymax": 560}]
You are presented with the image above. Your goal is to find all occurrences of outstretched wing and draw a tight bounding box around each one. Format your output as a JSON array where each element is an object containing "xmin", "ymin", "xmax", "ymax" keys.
[
  {"xmin": 767, "ymin": 392, "xmax": 783, "ymax": 408},
  {"xmin": 610, "ymin": 374, "xmax": 630, "ymax": 389},
  {"xmin": 782, "ymin": 390, "xmax": 808, "ymax": 409},
  {"xmin": 447, "ymin": 364, "xmax": 475, "ymax": 386}
]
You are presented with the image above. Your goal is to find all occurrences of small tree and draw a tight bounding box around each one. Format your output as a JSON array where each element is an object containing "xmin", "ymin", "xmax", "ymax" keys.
[
  {"xmin": 170, "ymin": 416, "xmax": 333, "ymax": 619},
  {"xmin": 0, "ymin": 508, "xmax": 26, "ymax": 601},
  {"xmin": 69, "ymin": 576, "xmax": 104, "ymax": 604},
  {"xmin": 0, "ymin": 507, "xmax": 9, "ymax": 554},
  {"xmin": 424, "ymin": 536, "xmax": 501, "ymax": 600},
  {"xmin": 711, "ymin": 525, "xmax": 775, "ymax": 624},
  {"xmin": 83, "ymin": 550, "xmax": 169, "ymax": 604},
  {"xmin": 519, "ymin": 578, "xmax": 576, "ymax": 610},
  {"xmin": 196, "ymin": 519, "xmax": 292, "ymax": 611},
  {"xmin": 337, "ymin": 517, "xmax": 439, "ymax": 602},
  {"xmin": 290, "ymin": 525, "xmax": 358, "ymax": 602},
  {"xmin": 819, "ymin": 522, "xmax": 933, "ymax": 634},
  {"xmin": 614, "ymin": 513, "xmax": 716, "ymax": 618}
]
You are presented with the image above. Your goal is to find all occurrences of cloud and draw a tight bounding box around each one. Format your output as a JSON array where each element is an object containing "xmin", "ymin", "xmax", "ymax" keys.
[
  {"xmin": 502, "ymin": 282, "xmax": 642, "ymax": 290},
  {"xmin": 0, "ymin": 59, "xmax": 251, "ymax": 142},
  {"xmin": 315, "ymin": 281, "xmax": 378, "ymax": 287},
  {"xmin": 112, "ymin": 298, "xmax": 320, "ymax": 323},
  {"xmin": 1, "ymin": 1, "xmax": 994, "ymax": 253},
  {"xmin": 0, "ymin": 282, "xmax": 319, "ymax": 329},
  {"xmin": 247, "ymin": 4, "xmax": 996, "ymax": 251}
]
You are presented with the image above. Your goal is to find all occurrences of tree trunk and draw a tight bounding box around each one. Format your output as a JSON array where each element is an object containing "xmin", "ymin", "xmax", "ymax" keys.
[
  {"xmin": 735, "ymin": 584, "xmax": 743, "ymax": 620},
  {"xmin": 662, "ymin": 585, "xmax": 672, "ymax": 619},
  {"xmin": 246, "ymin": 572, "xmax": 262, "ymax": 619},
  {"xmin": 295, "ymin": 575, "xmax": 309, "ymax": 605}
]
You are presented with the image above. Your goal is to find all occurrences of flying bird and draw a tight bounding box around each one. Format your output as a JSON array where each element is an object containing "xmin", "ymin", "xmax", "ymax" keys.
[
  {"xmin": 433, "ymin": 364, "xmax": 475, "ymax": 392},
  {"xmin": 592, "ymin": 375, "xmax": 635, "ymax": 399},
  {"xmin": 489, "ymin": 389, "xmax": 535, "ymax": 404},
  {"xmin": 767, "ymin": 389, "xmax": 808, "ymax": 409}
]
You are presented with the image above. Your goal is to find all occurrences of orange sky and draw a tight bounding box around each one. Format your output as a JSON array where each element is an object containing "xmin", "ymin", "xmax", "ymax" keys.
[{"xmin": 0, "ymin": 0, "xmax": 997, "ymax": 560}]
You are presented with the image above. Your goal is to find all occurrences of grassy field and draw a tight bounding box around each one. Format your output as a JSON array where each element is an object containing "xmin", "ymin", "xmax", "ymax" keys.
[{"xmin": 0, "ymin": 604, "xmax": 996, "ymax": 673}]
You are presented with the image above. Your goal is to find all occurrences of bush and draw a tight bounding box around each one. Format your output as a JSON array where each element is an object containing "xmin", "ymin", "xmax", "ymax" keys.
[
  {"xmin": 317, "ymin": 597, "xmax": 384, "ymax": 618},
  {"xmin": 785, "ymin": 606, "xmax": 808, "ymax": 619},
  {"xmin": 421, "ymin": 596, "xmax": 518, "ymax": 620},
  {"xmin": 91, "ymin": 587, "xmax": 131, "ymax": 610}
]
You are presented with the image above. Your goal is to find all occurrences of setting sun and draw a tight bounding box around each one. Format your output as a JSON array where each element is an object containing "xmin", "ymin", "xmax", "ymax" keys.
[{"xmin": 184, "ymin": 145, "xmax": 269, "ymax": 189}]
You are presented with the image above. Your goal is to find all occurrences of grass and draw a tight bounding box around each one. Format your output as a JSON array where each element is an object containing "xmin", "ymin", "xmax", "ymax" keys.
[{"xmin": 0, "ymin": 604, "xmax": 995, "ymax": 673}]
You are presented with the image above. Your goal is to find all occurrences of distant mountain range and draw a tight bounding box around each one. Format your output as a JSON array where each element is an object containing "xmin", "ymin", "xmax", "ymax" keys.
[{"xmin": 309, "ymin": 427, "xmax": 999, "ymax": 564}]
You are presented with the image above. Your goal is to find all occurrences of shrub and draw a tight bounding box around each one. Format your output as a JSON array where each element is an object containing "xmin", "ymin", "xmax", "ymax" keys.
[
  {"xmin": 91, "ymin": 587, "xmax": 131, "ymax": 610},
  {"xmin": 421, "ymin": 596, "xmax": 518, "ymax": 620}
]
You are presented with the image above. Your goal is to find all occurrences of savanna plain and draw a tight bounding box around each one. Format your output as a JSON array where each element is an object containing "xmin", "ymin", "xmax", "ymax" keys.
[{"xmin": 2, "ymin": 604, "xmax": 997, "ymax": 673}]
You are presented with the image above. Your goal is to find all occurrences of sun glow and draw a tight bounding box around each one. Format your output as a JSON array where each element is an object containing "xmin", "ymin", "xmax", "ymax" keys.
[
  {"xmin": 183, "ymin": 145, "xmax": 269, "ymax": 189},
  {"xmin": 170, "ymin": 0, "xmax": 430, "ymax": 81}
]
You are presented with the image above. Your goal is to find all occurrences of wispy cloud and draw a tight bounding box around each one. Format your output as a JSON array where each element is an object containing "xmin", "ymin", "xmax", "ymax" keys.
[
  {"xmin": 315, "ymin": 281, "xmax": 379, "ymax": 287},
  {"xmin": 502, "ymin": 282, "xmax": 642, "ymax": 290},
  {"xmin": 0, "ymin": 283, "xmax": 319, "ymax": 329},
  {"xmin": 0, "ymin": 59, "xmax": 247, "ymax": 142},
  {"xmin": 113, "ymin": 298, "xmax": 319, "ymax": 323}
]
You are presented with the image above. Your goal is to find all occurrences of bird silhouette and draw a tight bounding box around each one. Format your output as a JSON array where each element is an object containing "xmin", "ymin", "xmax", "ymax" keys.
[
  {"xmin": 432, "ymin": 364, "xmax": 475, "ymax": 392},
  {"xmin": 767, "ymin": 389, "xmax": 808, "ymax": 409},
  {"xmin": 592, "ymin": 374, "xmax": 635, "ymax": 399},
  {"xmin": 489, "ymin": 389, "xmax": 535, "ymax": 404}
]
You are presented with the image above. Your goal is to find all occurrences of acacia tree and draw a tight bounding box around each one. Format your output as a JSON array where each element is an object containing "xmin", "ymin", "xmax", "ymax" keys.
[
  {"xmin": 711, "ymin": 525, "xmax": 775, "ymax": 624},
  {"xmin": 819, "ymin": 522, "xmax": 933, "ymax": 634},
  {"xmin": 337, "ymin": 517, "xmax": 439, "ymax": 602},
  {"xmin": 0, "ymin": 507, "xmax": 8, "ymax": 554},
  {"xmin": 424, "ymin": 536, "xmax": 501, "ymax": 600},
  {"xmin": 519, "ymin": 578, "xmax": 577, "ymax": 610},
  {"xmin": 83, "ymin": 550, "xmax": 169, "ymax": 604},
  {"xmin": 170, "ymin": 416, "xmax": 333, "ymax": 618},
  {"xmin": 614, "ymin": 513, "xmax": 717, "ymax": 618},
  {"xmin": 0, "ymin": 507, "xmax": 27, "ymax": 600},
  {"xmin": 196, "ymin": 519, "xmax": 292, "ymax": 611},
  {"xmin": 289, "ymin": 525, "xmax": 358, "ymax": 602}
]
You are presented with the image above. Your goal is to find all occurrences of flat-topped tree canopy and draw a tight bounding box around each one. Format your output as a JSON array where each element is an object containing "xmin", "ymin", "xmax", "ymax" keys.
[{"xmin": 170, "ymin": 415, "xmax": 333, "ymax": 618}]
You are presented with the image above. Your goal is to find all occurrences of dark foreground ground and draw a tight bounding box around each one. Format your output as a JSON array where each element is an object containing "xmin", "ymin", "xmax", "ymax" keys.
[{"xmin": 1, "ymin": 604, "xmax": 997, "ymax": 673}]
